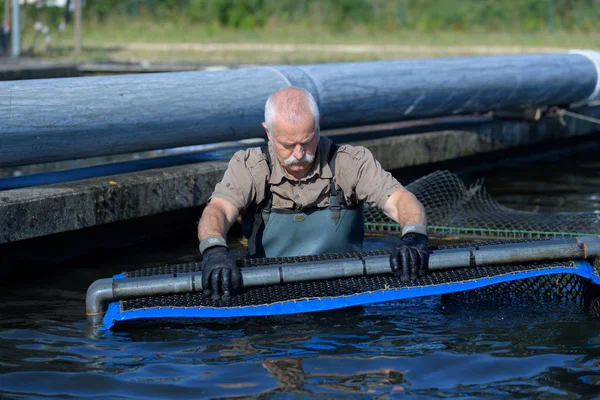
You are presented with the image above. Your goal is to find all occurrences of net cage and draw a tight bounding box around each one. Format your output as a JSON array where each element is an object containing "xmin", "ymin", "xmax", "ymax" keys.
[
  {"xmin": 365, "ymin": 170, "xmax": 600, "ymax": 239},
  {"xmin": 110, "ymin": 241, "xmax": 600, "ymax": 329},
  {"xmin": 101, "ymin": 172, "xmax": 600, "ymax": 328}
]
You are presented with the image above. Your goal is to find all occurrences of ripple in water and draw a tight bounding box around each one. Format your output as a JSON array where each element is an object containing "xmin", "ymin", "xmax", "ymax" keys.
[{"xmin": 2, "ymin": 150, "xmax": 600, "ymax": 398}]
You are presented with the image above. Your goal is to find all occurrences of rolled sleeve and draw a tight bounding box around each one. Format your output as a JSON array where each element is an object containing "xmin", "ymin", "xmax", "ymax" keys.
[
  {"xmin": 211, "ymin": 150, "xmax": 256, "ymax": 211},
  {"xmin": 336, "ymin": 145, "xmax": 403, "ymax": 209}
]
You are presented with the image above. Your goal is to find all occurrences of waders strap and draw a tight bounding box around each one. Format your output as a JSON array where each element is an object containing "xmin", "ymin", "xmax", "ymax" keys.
[
  {"xmin": 261, "ymin": 148, "xmax": 273, "ymax": 225},
  {"xmin": 246, "ymin": 147, "xmax": 272, "ymax": 257},
  {"xmin": 261, "ymin": 144, "xmax": 342, "ymax": 223},
  {"xmin": 328, "ymin": 144, "xmax": 342, "ymax": 224}
]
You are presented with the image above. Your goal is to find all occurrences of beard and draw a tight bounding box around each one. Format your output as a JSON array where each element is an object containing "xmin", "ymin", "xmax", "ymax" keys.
[{"xmin": 283, "ymin": 153, "xmax": 315, "ymax": 166}]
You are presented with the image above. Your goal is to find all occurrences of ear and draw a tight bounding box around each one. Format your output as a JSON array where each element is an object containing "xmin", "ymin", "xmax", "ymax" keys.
[{"xmin": 262, "ymin": 122, "xmax": 272, "ymax": 140}]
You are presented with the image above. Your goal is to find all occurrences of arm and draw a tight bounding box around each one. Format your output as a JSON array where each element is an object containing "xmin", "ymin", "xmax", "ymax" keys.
[
  {"xmin": 335, "ymin": 145, "xmax": 425, "ymax": 228},
  {"xmin": 197, "ymin": 148, "xmax": 258, "ymax": 242},
  {"xmin": 197, "ymin": 149, "xmax": 262, "ymax": 300},
  {"xmin": 384, "ymin": 188, "xmax": 429, "ymax": 281},
  {"xmin": 197, "ymin": 197, "xmax": 242, "ymax": 301},
  {"xmin": 197, "ymin": 197, "xmax": 240, "ymax": 242},
  {"xmin": 335, "ymin": 144, "xmax": 428, "ymax": 280},
  {"xmin": 382, "ymin": 187, "xmax": 427, "ymax": 231}
]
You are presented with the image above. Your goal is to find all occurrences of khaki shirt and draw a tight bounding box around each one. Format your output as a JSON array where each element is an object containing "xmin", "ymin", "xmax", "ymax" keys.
[{"xmin": 212, "ymin": 137, "xmax": 402, "ymax": 212}]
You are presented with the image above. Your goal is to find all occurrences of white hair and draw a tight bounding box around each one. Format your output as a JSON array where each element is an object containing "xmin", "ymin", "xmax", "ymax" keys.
[{"xmin": 264, "ymin": 87, "xmax": 320, "ymax": 137}]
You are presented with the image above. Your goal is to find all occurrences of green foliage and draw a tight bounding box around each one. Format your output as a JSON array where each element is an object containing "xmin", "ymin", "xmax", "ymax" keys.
[
  {"xmin": 23, "ymin": 3, "xmax": 64, "ymax": 25},
  {"xmin": 402, "ymin": 0, "xmax": 600, "ymax": 32},
  {"xmin": 323, "ymin": 0, "xmax": 374, "ymax": 32},
  {"xmin": 85, "ymin": 0, "xmax": 128, "ymax": 21},
  {"xmin": 10, "ymin": 0, "xmax": 600, "ymax": 33},
  {"xmin": 125, "ymin": 0, "xmax": 273, "ymax": 29}
]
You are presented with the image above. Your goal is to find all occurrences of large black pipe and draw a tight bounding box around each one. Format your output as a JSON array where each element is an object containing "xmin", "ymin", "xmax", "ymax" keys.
[{"xmin": 1, "ymin": 51, "xmax": 599, "ymax": 168}]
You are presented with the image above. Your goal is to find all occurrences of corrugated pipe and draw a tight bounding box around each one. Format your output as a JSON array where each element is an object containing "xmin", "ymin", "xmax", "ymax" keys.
[{"xmin": 2, "ymin": 51, "xmax": 599, "ymax": 168}]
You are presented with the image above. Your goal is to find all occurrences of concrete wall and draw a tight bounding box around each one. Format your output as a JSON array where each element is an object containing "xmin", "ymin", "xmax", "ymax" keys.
[
  {"xmin": 1, "ymin": 106, "xmax": 599, "ymax": 244},
  {"xmin": 356, "ymin": 106, "xmax": 600, "ymax": 170},
  {"xmin": 0, "ymin": 60, "xmax": 80, "ymax": 81}
]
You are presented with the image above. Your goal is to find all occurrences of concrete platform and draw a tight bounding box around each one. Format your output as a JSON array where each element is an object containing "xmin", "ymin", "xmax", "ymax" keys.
[
  {"xmin": 1, "ymin": 106, "xmax": 599, "ymax": 245},
  {"xmin": 0, "ymin": 58, "xmax": 244, "ymax": 81},
  {"xmin": 79, "ymin": 61, "xmax": 249, "ymax": 74},
  {"xmin": 0, "ymin": 58, "xmax": 80, "ymax": 81}
]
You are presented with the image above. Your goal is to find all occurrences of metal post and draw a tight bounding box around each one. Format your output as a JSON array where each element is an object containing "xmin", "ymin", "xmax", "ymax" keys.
[
  {"xmin": 11, "ymin": 0, "xmax": 19, "ymax": 57},
  {"xmin": 74, "ymin": 0, "xmax": 81, "ymax": 53}
]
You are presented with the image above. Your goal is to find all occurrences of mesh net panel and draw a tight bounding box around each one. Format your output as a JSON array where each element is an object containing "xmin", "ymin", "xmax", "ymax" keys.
[
  {"xmin": 116, "ymin": 173, "xmax": 600, "ymax": 320},
  {"xmin": 443, "ymin": 274, "xmax": 586, "ymax": 305},
  {"xmin": 364, "ymin": 170, "xmax": 600, "ymax": 239},
  {"xmin": 123, "ymin": 239, "xmax": 600, "ymax": 318}
]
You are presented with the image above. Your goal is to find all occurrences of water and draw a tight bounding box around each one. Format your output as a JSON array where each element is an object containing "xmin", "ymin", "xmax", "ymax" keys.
[{"xmin": 2, "ymin": 148, "xmax": 600, "ymax": 398}]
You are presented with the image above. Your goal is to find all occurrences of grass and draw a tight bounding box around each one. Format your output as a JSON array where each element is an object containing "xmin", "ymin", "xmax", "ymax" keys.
[{"xmin": 24, "ymin": 18, "xmax": 600, "ymax": 65}]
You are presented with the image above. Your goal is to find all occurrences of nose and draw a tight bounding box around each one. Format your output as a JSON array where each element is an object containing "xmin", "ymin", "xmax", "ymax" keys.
[{"xmin": 293, "ymin": 144, "xmax": 305, "ymax": 160}]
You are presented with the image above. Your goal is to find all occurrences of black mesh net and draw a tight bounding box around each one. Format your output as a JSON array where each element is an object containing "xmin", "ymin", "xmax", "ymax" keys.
[
  {"xmin": 116, "ymin": 172, "xmax": 600, "ymax": 320},
  {"xmin": 123, "ymin": 239, "xmax": 600, "ymax": 318},
  {"xmin": 364, "ymin": 170, "xmax": 600, "ymax": 239}
]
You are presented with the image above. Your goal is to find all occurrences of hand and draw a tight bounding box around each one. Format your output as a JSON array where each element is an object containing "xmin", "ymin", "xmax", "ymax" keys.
[
  {"xmin": 201, "ymin": 246, "xmax": 242, "ymax": 301},
  {"xmin": 389, "ymin": 233, "xmax": 429, "ymax": 281}
]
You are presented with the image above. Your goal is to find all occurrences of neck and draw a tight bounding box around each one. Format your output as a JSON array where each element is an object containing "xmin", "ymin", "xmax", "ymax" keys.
[{"xmin": 284, "ymin": 165, "xmax": 312, "ymax": 180}]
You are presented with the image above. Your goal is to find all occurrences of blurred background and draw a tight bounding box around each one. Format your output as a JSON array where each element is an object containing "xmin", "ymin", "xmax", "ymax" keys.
[{"xmin": 1, "ymin": 0, "xmax": 599, "ymax": 66}]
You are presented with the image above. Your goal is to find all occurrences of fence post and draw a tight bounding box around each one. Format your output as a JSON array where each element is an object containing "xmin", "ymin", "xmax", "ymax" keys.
[
  {"xmin": 74, "ymin": 0, "xmax": 81, "ymax": 53},
  {"xmin": 11, "ymin": 0, "xmax": 19, "ymax": 57}
]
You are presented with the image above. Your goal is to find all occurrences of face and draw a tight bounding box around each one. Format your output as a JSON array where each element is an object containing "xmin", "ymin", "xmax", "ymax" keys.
[{"xmin": 263, "ymin": 114, "xmax": 319, "ymax": 179}]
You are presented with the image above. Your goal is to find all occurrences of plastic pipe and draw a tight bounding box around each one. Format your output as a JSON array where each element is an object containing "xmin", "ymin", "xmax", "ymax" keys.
[
  {"xmin": 86, "ymin": 237, "xmax": 600, "ymax": 324},
  {"xmin": 2, "ymin": 52, "xmax": 600, "ymax": 168},
  {"xmin": 10, "ymin": 0, "xmax": 18, "ymax": 57}
]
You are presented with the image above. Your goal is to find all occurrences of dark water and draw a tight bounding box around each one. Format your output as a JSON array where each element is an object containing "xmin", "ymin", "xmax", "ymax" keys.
[{"xmin": 2, "ymin": 148, "xmax": 600, "ymax": 399}]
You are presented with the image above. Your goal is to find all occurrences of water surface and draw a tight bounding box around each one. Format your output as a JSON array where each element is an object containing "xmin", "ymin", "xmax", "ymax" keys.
[{"xmin": 1, "ymin": 146, "xmax": 600, "ymax": 399}]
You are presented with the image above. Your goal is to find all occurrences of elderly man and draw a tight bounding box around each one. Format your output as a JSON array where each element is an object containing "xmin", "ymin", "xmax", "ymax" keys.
[{"xmin": 198, "ymin": 87, "xmax": 429, "ymax": 300}]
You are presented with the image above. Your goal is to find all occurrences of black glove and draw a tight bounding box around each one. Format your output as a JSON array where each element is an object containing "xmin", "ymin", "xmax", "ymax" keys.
[
  {"xmin": 201, "ymin": 246, "xmax": 243, "ymax": 301},
  {"xmin": 390, "ymin": 233, "xmax": 429, "ymax": 281}
]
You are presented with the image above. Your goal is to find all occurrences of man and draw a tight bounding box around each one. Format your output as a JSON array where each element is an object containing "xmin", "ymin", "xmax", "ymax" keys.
[{"xmin": 198, "ymin": 87, "xmax": 429, "ymax": 300}]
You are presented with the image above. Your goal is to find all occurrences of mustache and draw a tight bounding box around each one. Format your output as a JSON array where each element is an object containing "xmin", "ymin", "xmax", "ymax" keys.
[{"xmin": 283, "ymin": 153, "xmax": 315, "ymax": 166}]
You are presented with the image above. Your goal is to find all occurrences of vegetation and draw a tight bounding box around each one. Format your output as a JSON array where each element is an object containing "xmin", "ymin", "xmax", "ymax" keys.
[
  {"xmin": 1, "ymin": 0, "xmax": 598, "ymax": 63},
  {"xmin": 10, "ymin": 0, "xmax": 597, "ymax": 33}
]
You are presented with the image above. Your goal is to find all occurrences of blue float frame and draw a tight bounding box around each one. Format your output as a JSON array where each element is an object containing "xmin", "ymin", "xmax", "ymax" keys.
[{"xmin": 101, "ymin": 261, "xmax": 600, "ymax": 330}]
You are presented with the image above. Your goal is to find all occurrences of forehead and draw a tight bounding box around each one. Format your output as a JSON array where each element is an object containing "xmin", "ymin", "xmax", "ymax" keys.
[{"xmin": 273, "ymin": 114, "xmax": 317, "ymax": 143}]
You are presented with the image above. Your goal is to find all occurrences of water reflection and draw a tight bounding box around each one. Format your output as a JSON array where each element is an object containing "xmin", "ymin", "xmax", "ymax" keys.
[
  {"xmin": 3, "ymin": 149, "xmax": 600, "ymax": 397},
  {"xmin": 481, "ymin": 160, "xmax": 600, "ymax": 213},
  {"xmin": 1, "ymin": 285, "xmax": 600, "ymax": 397}
]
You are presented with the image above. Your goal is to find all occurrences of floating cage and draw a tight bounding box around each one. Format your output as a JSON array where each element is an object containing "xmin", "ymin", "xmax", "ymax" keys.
[
  {"xmin": 97, "ymin": 240, "xmax": 600, "ymax": 330},
  {"xmin": 90, "ymin": 172, "xmax": 600, "ymax": 330}
]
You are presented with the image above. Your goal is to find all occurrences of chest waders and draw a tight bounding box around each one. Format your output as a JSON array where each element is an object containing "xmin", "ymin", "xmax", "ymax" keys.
[{"xmin": 243, "ymin": 145, "xmax": 365, "ymax": 258}]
